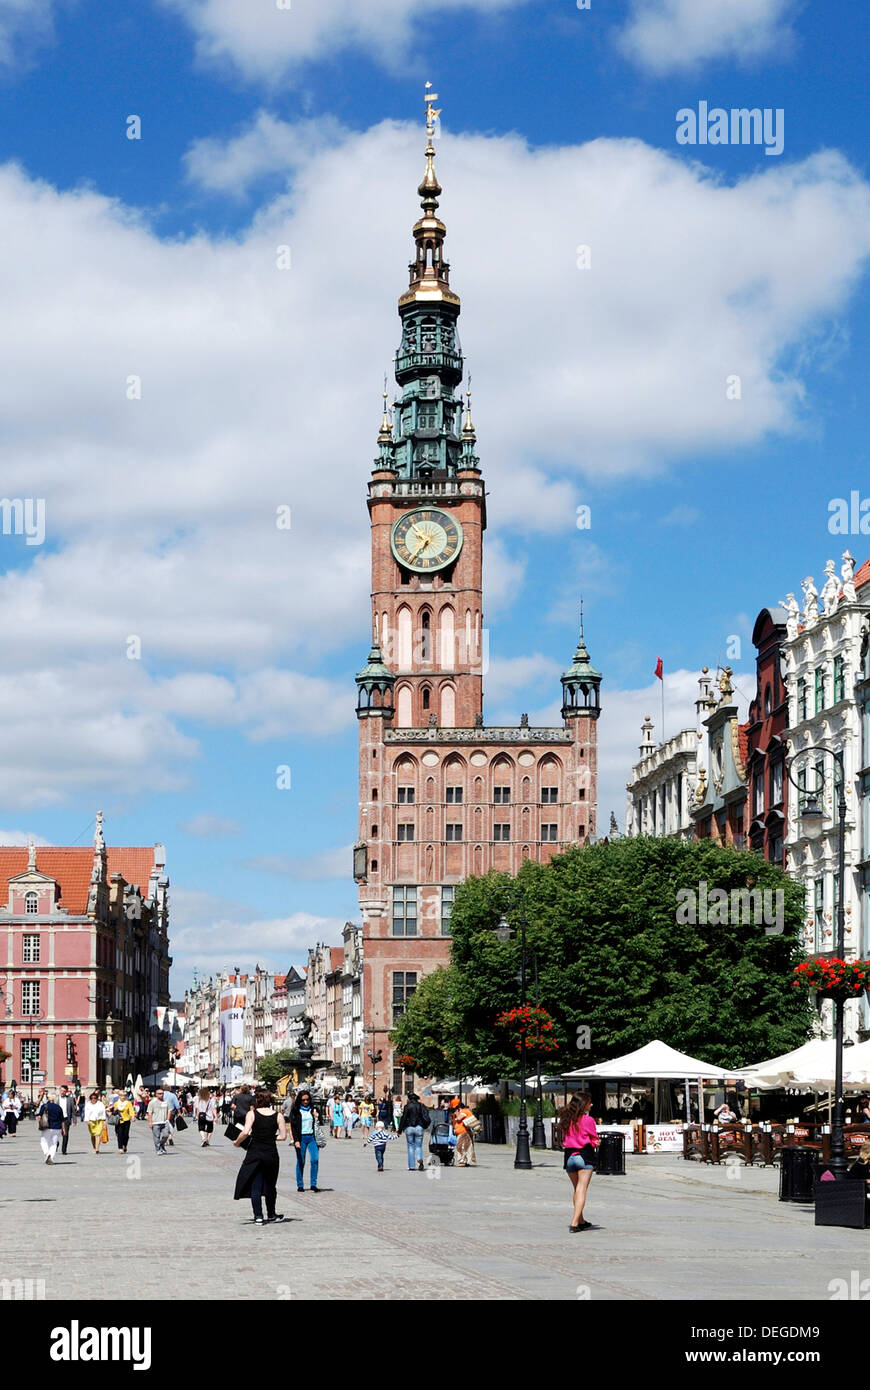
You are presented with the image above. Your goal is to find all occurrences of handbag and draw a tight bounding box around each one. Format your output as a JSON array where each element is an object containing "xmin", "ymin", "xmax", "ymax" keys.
[
  {"xmin": 175, "ymin": 1115, "xmax": 188, "ymax": 1132},
  {"xmin": 100, "ymin": 1122, "xmax": 109, "ymax": 1144},
  {"xmin": 38, "ymin": 1111, "xmax": 48, "ymax": 1131},
  {"xmin": 315, "ymin": 1123, "xmax": 328, "ymax": 1149},
  {"xmin": 224, "ymin": 1123, "xmax": 250, "ymax": 1149},
  {"xmin": 420, "ymin": 1106, "xmax": 431, "ymax": 1131},
  {"xmin": 463, "ymin": 1112, "xmax": 482, "ymax": 1136}
]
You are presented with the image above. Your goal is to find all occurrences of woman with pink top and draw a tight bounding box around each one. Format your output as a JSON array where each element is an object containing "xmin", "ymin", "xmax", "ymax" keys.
[{"xmin": 560, "ymin": 1091, "xmax": 599, "ymax": 1232}]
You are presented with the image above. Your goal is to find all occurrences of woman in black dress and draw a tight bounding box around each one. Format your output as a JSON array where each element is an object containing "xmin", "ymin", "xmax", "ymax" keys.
[{"xmin": 232, "ymin": 1087, "xmax": 287, "ymax": 1225}]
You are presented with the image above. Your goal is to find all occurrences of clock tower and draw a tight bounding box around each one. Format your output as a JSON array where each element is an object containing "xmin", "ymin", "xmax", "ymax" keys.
[{"xmin": 354, "ymin": 91, "xmax": 603, "ymax": 1097}]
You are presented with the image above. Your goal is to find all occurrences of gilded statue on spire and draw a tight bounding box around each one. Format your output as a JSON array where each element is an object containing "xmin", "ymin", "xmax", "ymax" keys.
[{"xmin": 424, "ymin": 81, "xmax": 441, "ymax": 138}]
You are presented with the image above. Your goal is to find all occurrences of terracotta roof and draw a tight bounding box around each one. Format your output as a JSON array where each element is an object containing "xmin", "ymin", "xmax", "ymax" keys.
[
  {"xmin": 329, "ymin": 947, "xmax": 344, "ymax": 971},
  {"xmin": 855, "ymin": 556, "xmax": 870, "ymax": 594},
  {"xmin": 737, "ymin": 722, "xmax": 750, "ymax": 769},
  {"xmin": 0, "ymin": 846, "xmax": 158, "ymax": 915}
]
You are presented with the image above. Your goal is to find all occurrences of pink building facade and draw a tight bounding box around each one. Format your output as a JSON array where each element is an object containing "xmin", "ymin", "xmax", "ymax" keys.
[{"xmin": 0, "ymin": 817, "xmax": 171, "ymax": 1090}]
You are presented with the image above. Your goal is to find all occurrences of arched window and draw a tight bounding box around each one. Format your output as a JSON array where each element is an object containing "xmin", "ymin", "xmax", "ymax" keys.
[
  {"xmin": 439, "ymin": 607, "xmax": 455, "ymax": 668},
  {"xmin": 441, "ymin": 686, "xmax": 455, "ymax": 727},
  {"xmin": 25, "ymin": 891, "xmax": 38, "ymax": 916},
  {"xmin": 422, "ymin": 687, "xmax": 431, "ymax": 711},
  {"xmin": 397, "ymin": 686, "xmax": 412, "ymax": 727},
  {"xmin": 421, "ymin": 610, "xmax": 432, "ymax": 663},
  {"xmin": 397, "ymin": 607, "xmax": 413, "ymax": 669}
]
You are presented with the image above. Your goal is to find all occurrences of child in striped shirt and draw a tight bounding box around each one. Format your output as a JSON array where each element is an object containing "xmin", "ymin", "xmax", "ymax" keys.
[{"xmin": 364, "ymin": 1124, "xmax": 399, "ymax": 1171}]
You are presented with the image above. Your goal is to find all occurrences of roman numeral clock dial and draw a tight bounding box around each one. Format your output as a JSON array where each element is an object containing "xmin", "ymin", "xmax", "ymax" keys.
[{"xmin": 391, "ymin": 508, "xmax": 463, "ymax": 574}]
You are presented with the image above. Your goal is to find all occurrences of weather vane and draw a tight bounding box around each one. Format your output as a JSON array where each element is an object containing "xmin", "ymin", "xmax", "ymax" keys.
[{"xmin": 424, "ymin": 80, "xmax": 441, "ymax": 138}]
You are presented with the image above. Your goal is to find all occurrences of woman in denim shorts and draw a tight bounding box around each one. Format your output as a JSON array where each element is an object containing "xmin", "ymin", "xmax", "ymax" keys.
[{"xmin": 560, "ymin": 1091, "xmax": 599, "ymax": 1232}]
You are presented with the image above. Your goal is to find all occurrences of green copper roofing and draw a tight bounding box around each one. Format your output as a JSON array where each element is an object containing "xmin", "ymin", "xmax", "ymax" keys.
[{"xmin": 356, "ymin": 640, "xmax": 395, "ymax": 685}]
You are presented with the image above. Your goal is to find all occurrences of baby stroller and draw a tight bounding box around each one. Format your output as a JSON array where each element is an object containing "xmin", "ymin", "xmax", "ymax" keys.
[{"xmin": 429, "ymin": 1120, "xmax": 456, "ymax": 1166}]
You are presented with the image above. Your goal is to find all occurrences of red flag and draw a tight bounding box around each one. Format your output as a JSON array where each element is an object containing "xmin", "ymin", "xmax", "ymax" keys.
[{"xmin": 654, "ymin": 657, "xmax": 663, "ymax": 680}]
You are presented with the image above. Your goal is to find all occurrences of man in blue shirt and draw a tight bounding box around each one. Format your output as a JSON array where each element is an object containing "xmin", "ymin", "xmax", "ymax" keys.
[{"xmin": 164, "ymin": 1087, "xmax": 180, "ymax": 1145}]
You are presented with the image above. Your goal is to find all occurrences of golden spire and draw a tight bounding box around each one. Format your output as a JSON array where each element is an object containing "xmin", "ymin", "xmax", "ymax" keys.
[
  {"xmin": 462, "ymin": 376, "xmax": 475, "ymax": 436},
  {"xmin": 419, "ymin": 82, "xmax": 442, "ymax": 214},
  {"xmin": 378, "ymin": 376, "xmax": 392, "ymax": 442}
]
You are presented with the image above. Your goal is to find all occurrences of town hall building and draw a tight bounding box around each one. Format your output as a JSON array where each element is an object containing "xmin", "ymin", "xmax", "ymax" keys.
[{"xmin": 353, "ymin": 93, "xmax": 602, "ymax": 1095}]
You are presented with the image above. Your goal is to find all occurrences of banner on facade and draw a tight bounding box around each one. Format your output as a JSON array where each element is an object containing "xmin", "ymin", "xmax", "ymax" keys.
[
  {"xmin": 220, "ymin": 987, "xmax": 246, "ymax": 1084},
  {"xmin": 331, "ymin": 1028, "xmax": 351, "ymax": 1047},
  {"xmin": 150, "ymin": 1006, "xmax": 167, "ymax": 1031}
]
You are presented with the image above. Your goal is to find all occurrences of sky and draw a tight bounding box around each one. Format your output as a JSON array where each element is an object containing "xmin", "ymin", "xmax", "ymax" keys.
[{"xmin": 0, "ymin": 0, "xmax": 868, "ymax": 991}]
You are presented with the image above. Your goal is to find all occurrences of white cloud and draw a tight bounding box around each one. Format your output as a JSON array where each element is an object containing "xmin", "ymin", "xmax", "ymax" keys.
[
  {"xmin": 0, "ymin": 830, "xmax": 52, "ymax": 847},
  {"xmin": 179, "ymin": 814, "xmax": 242, "ymax": 839},
  {"xmin": 159, "ymin": 0, "xmax": 530, "ymax": 84},
  {"xmin": 168, "ymin": 885, "xmax": 347, "ymax": 989},
  {"xmin": 618, "ymin": 0, "xmax": 797, "ymax": 75},
  {"xmin": 0, "ymin": 0, "xmax": 70, "ymax": 69},
  {"xmin": 0, "ymin": 122, "xmax": 868, "ymax": 805},
  {"xmin": 243, "ymin": 845, "xmax": 351, "ymax": 880}
]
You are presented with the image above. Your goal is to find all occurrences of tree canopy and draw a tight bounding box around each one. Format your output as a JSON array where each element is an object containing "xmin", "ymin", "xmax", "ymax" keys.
[{"xmin": 391, "ymin": 837, "xmax": 812, "ymax": 1077}]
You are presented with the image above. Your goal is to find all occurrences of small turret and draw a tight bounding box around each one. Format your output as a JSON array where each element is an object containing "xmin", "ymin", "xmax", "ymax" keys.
[
  {"xmin": 561, "ymin": 600, "xmax": 602, "ymax": 721},
  {"xmin": 356, "ymin": 625, "xmax": 395, "ymax": 720}
]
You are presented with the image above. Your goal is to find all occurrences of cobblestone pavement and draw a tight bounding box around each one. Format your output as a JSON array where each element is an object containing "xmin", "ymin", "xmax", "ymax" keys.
[{"xmin": 0, "ymin": 1119, "xmax": 865, "ymax": 1301}]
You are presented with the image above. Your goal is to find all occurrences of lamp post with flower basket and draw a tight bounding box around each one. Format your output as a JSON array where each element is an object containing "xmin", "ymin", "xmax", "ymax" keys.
[{"xmin": 785, "ymin": 743, "xmax": 858, "ymax": 1179}]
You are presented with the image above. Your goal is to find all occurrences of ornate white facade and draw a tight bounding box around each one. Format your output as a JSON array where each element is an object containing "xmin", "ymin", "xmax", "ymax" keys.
[{"xmin": 782, "ymin": 551, "xmax": 870, "ymax": 1039}]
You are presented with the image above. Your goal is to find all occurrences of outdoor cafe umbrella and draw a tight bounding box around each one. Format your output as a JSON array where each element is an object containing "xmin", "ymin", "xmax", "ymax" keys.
[
  {"xmin": 563, "ymin": 1039, "xmax": 726, "ymax": 1124},
  {"xmin": 737, "ymin": 1038, "xmax": 870, "ymax": 1090}
]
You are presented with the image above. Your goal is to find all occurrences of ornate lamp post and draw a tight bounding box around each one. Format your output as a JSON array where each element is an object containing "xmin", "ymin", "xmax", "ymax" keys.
[
  {"xmin": 530, "ymin": 953, "xmax": 548, "ymax": 1150},
  {"xmin": 786, "ymin": 744, "xmax": 848, "ymax": 1178},
  {"xmin": 495, "ymin": 901, "xmax": 533, "ymax": 1171}
]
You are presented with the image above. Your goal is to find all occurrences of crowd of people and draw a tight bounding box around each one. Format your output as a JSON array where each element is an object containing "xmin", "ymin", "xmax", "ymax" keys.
[{"xmin": 2, "ymin": 1075, "xmax": 614, "ymax": 1234}]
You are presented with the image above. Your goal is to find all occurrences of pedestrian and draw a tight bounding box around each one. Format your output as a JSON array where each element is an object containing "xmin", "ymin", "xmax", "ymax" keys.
[
  {"xmin": 164, "ymin": 1086, "xmax": 180, "ymax": 1144},
  {"xmin": 195, "ymin": 1087, "xmax": 217, "ymax": 1146},
  {"xmin": 364, "ymin": 1120, "xmax": 399, "ymax": 1171},
  {"xmin": 3, "ymin": 1089, "xmax": 21, "ymax": 1137},
  {"xmin": 113, "ymin": 1091, "xmax": 135, "ymax": 1153},
  {"xmin": 560, "ymin": 1090, "xmax": 599, "ymax": 1232},
  {"xmin": 281, "ymin": 1089, "xmax": 296, "ymax": 1123},
  {"xmin": 36, "ymin": 1088, "xmax": 65, "ymax": 1165},
  {"xmin": 359, "ymin": 1095, "xmax": 375, "ymax": 1135},
  {"xmin": 135, "ymin": 1087, "xmax": 148, "ymax": 1121},
  {"xmin": 392, "ymin": 1094, "xmax": 403, "ymax": 1132},
  {"xmin": 58, "ymin": 1085, "xmax": 75, "ymax": 1155},
  {"xmin": 398, "ymin": 1092, "xmax": 430, "ymax": 1171},
  {"xmin": 233, "ymin": 1085, "xmax": 255, "ymax": 1127},
  {"xmin": 344, "ymin": 1092, "xmax": 357, "ymax": 1139},
  {"xmin": 329, "ymin": 1090, "xmax": 344, "ymax": 1140},
  {"xmin": 289, "ymin": 1088, "xmax": 325, "ymax": 1192},
  {"xmin": 84, "ymin": 1090, "xmax": 108, "ymax": 1155},
  {"xmin": 233, "ymin": 1087, "xmax": 287, "ymax": 1225},
  {"xmin": 147, "ymin": 1087, "xmax": 172, "ymax": 1155},
  {"xmin": 449, "ymin": 1098, "xmax": 477, "ymax": 1167},
  {"xmin": 376, "ymin": 1091, "xmax": 391, "ymax": 1125}
]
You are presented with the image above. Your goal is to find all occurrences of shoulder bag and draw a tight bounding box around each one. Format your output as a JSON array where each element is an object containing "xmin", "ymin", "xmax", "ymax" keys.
[
  {"xmin": 315, "ymin": 1123, "xmax": 329, "ymax": 1149},
  {"xmin": 463, "ymin": 1111, "xmax": 482, "ymax": 1136},
  {"xmin": 38, "ymin": 1110, "xmax": 48, "ymax": 1131},
  {"xmin": 175, "ymin": 1114, "xmax": 188, "ymax": 1132}
]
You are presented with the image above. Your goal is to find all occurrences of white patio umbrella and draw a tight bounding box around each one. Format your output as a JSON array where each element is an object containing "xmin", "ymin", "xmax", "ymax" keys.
[
  {"xmin": 563, "ymin": 1040, "xmax": 726, "ymax": 1124},
  {"xmin": 738, "ymin": 1038, "xmax": 870, "ymax": 1090}
]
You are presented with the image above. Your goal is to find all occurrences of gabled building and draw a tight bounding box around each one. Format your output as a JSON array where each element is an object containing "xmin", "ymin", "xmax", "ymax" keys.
[
  {"xmin": 745, "ymin": 607, "xmax": 789, "ymax": 867},
  {"xmin": 625, "ymin": 717, "xmax": 699, "ymax": 840},
  {"xmin": 691, "ymin": 667, "xmax": 750, "ymax": 849},
  {"xmin": 0, "ymin": 816, "xmax": 171, "ymax": 1089}
]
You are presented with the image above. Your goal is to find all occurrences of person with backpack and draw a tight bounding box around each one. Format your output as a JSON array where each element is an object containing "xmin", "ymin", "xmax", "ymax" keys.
[
  {"xmin": 195, "ymin": 1088, "xmax": 218, "ymax": 1147},
  {"xmin": 398, "ymin": 1092, "xmax": 430, "ymax": 1171}
]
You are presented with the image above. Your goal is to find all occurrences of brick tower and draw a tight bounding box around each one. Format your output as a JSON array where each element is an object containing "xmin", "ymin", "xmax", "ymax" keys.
[{"xmin": 354, "ymin": 90, "xmax": 602, "ymax": 1096}]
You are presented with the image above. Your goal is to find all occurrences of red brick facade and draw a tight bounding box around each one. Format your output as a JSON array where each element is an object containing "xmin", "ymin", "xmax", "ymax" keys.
[{"xmin": 354, "ymin": 118, "xmax": 601, "ymax": 1092}]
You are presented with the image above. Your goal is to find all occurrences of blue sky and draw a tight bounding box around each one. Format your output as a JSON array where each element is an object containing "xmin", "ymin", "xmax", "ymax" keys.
[{"xmin": 1, "ymin": 0, "xmax": 868, "ymax": 989}]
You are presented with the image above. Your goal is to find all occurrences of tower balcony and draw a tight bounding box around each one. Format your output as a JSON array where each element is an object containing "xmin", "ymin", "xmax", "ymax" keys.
[{"xmin": 395, "ymin": 350, "xmax": 464, "ymax": 380}]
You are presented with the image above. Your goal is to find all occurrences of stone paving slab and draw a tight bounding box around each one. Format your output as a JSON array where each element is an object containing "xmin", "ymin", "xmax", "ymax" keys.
[{"xmin": 0, "ymin": 1120, "xmax": 865, "ymax": 1301}]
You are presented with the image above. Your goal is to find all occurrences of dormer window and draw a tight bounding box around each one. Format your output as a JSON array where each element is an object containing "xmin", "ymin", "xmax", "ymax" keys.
[{"xmin": 25, "ymin": 892, "xmax": 38, "ymax": 916}]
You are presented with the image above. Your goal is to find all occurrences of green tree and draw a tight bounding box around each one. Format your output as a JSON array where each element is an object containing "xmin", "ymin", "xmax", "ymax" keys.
[
  {"xmin": 257, "ymin": 1050, "xmax": 298, "ymax": 1088},
  {"xmin": 395, "ymin": 837, "xmax": 812, "ymax": 1078},
  {"xmin": 390, "ymin": 965, "xmax": 479, "ymax": 1079}
]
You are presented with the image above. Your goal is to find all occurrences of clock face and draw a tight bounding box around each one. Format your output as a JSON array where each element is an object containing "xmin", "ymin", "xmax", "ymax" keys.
[{"xmin": 391, "ymin": 508, "xmax": 463, "ymax": 574}]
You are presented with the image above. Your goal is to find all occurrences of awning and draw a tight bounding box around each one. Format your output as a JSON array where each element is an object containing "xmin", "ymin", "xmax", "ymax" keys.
[{"xmin": 563, "ymin": 1039, "xmax": 725, "ymax": 1081}]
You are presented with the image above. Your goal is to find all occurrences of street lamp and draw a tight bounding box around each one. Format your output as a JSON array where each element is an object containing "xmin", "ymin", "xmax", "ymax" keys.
[
  {"xmin": 530, "ymin": 953, "xmax": 547, "ymax": 1150},
  {"xmin": 786, "ymin": 745, "xmax": 848, "ymax": 1178},
  {"xmin": 367, "ymin": 1048, "xmax": 382, "ymax": 1098},
  {"xmin": 495, "ymin": 901, "xmax": 533, "ymax": 1171}
]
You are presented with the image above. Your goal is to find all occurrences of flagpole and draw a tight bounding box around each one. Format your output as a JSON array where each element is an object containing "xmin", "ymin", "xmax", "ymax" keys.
[{"xmin": 661, "ymin": 672, "xmax": 665, "ymax": 744}]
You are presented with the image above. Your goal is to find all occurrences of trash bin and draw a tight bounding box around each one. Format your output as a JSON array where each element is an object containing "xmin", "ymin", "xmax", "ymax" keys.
[
  {"xmin": 596, "ymin": 1131, "xmax": 626, "ymax": 1176},
  {"xmin": 779, "ymin": 1145, "xmax": 818, "ymax": 1202}
]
